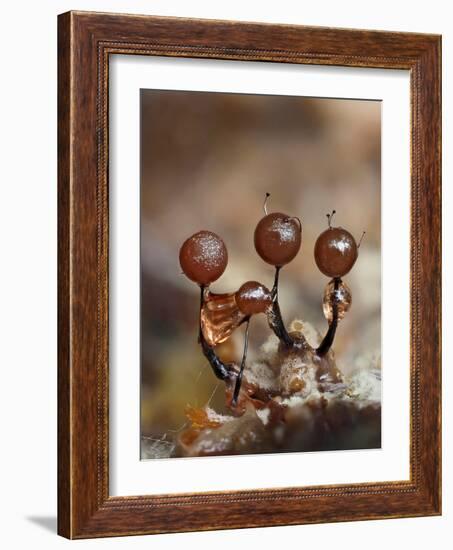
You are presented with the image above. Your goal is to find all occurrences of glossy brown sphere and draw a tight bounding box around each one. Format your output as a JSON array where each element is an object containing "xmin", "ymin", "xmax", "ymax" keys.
[
  {"xmin": 254, "ymin": 213, "xmax": 302, "ymax": 266},
  {"xmin": 179, "ymin": 231, "xmax": 228, "ymax": 285},
  {"xmin": 314, "ymin": 227, "xmax": 358, "ymax": 278},
  {"xmin": 235, "ymin": 281, "xmax": 272, "ymax": 315}
]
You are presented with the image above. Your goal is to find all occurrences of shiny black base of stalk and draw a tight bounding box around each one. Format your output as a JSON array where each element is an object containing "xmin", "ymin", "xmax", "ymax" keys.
[
  {"xmin": 267, "ymin": 266, "xmax": 294, "ymax": 348},
  {"xmin": 316, "ymin": 277, "xmax": 341, "ymax": 357}
]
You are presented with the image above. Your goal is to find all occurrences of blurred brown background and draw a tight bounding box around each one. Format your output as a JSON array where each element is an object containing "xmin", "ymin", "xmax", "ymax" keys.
[{"xmin": 140, "ymin": 89, "xmax": 381, "ymax": 451}]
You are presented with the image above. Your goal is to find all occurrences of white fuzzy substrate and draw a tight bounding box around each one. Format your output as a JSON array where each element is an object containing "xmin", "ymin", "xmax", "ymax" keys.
[{"xmin": 244, "ymin": 321, "xmax": 381, "ymax": 414}]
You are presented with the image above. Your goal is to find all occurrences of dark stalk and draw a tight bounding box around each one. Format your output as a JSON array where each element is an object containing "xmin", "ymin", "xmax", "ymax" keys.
[
  {"xmin": 316, "ymin": 277, "xmax": 341, "ymax": 357},
  {"xmin": 271, "ymin": 265, "xmax": 281, "ymax": 300},
  {"xmin": 267, "ymin": 266, "xmax": 294, "ymax": 347},
  {"xmin": 232, "ymin": 317, "xmax": 251, "ymax": 406}
]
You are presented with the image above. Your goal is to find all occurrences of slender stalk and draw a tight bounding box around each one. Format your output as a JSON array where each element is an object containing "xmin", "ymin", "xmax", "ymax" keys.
[
  {"xmin": 272, "ymin": 265, "xmax": 281, "ymax": 300},
  {"xmin": 263, "ymin": 192, "xmax": 271, "ymax": 215},
  {"xmin": 232, "ymin": 317, "xmax": 251, "ymax": 406},
  {"xmin": 316, "ymin": 277, "xmax": 341, "ymax": 357}
]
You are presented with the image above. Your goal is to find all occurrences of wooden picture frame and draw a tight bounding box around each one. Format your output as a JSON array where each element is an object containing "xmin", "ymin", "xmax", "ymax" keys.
[{"xmin": 58, "ymin": 10, "xmax": 441, "ymax": 539}]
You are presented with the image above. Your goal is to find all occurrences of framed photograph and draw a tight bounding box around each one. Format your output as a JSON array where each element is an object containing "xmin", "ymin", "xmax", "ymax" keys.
[{"xmin": 58, "ymin": 11, "xmax": 441, "ymax": 538}]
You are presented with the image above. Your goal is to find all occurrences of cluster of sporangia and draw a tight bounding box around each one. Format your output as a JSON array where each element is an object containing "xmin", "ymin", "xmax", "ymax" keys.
[{"xmin": 179, "ymin": 194, "xmax": 365, "ymax": 408}]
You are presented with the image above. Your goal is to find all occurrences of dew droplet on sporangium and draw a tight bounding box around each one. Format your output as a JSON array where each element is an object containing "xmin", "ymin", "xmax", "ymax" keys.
[{"xmin": 322, "ymin": 279, "xmax": 352, "ymax": 323}]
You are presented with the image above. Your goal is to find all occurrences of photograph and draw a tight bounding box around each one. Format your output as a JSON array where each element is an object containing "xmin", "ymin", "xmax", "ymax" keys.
[
  {"xmin": 140, "ymin": 89, "xmax": 382, "ymax": 459},
  {"xmin": 0, "ymin": 0, "xmax": 445, "ymax": 544}
]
